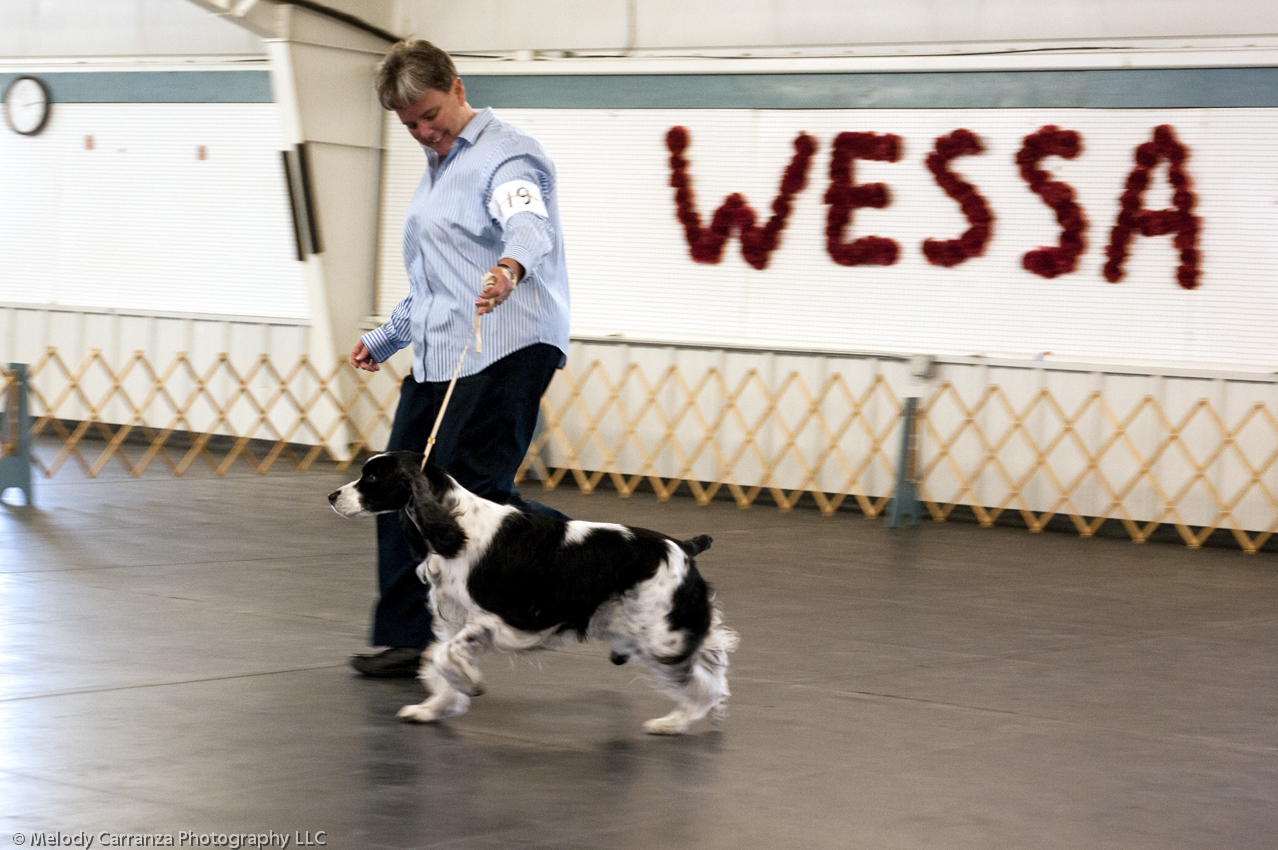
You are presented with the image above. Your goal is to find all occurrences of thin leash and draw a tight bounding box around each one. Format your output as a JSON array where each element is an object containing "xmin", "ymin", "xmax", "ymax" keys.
[{"xmin": 419, "ymin": 273, "xmax": 500, "ymax": 472}]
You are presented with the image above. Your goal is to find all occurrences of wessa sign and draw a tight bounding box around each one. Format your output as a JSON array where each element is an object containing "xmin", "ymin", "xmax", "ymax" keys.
[
  {"xmin": 666, "ymin": 123, "xmax": 1199, "ymax": 288},
  {"xmin": 432, "ymin": 108, "xmax": 1278, "ymax": 367}
]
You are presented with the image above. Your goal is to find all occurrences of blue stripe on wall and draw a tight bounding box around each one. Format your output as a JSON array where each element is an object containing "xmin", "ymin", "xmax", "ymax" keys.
[
  {"xmin": 5, "ymin": 66, "xmax": 1277, "ymax": 109},
  {"xmin": 0, "ymin": 71, "xmax": 273, "ymax": 103},
  {"xmin": 464, "ymin": 67, "xmax": 1278, "ymax": 110}
]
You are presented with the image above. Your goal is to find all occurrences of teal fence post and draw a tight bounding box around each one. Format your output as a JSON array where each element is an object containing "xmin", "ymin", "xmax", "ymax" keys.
[
  {"xmin": 0, "ymin": 363, "xmax": 34, "ymax": 506},
  {"xmin": 886, "ymin": 395, "xmax": 921, "ymax": 527}
]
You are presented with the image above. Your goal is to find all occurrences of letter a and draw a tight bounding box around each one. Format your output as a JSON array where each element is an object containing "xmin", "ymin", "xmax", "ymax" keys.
[{"xmin": 1103, "ymin": 124, "xmax": 1201, "ymax": 289}]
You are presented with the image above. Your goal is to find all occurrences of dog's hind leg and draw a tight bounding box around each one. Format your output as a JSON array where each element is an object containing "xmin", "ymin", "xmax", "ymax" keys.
[
  {"xmin": 643, "ymin": 618, "xmax": 739, "ymax": 735},
  {"xmin": 398, "ymin": 662, "xmax": 471, "ymax": 723}
]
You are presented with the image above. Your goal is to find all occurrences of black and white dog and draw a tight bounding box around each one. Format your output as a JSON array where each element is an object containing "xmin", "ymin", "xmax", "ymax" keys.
[{"xmin": 329, "ymin": 451, "xmax": 738, "ymax": 735}]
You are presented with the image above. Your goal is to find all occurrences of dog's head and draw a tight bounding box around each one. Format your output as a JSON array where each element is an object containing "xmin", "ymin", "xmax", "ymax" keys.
[
  {"xmin": 329, "ymin": 452, "xmax": 469, "ymax": 559},
  {"xmin": 328, "ymin": 451, "xmax": 453, "ymax": 518}
]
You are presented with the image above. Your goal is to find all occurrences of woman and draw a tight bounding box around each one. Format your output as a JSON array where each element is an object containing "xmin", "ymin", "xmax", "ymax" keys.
[{"xmin": 348, "ymin": 39, "xmax": 571, "ymax": 677}]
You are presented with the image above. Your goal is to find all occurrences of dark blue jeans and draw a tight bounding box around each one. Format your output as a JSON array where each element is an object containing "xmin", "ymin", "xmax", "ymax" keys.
[{"xmin": 372, "ymin": 343, "xmax": 569, "ymax": 648}]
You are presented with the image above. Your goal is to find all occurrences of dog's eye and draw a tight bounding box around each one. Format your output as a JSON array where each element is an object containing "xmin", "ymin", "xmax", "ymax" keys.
[{"xmin": 365, "ymin": 474, "xmax": 377, "ymax": 483}]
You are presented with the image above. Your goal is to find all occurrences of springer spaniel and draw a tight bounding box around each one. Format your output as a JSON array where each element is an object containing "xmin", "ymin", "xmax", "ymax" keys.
[{"xmin": 329, "ymin": 451, "xmax": 738, "ymax": 735}]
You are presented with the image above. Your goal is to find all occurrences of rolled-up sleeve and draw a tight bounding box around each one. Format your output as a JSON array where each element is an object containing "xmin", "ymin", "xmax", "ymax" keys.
[{"xmin": 361, "ymin": 291, "xmax": 413, "ymax": 363}]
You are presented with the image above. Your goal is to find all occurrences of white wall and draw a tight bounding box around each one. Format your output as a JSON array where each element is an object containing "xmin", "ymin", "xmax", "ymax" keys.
[
  {"xmin": 397, "ymin": 0, "xmax": 1278, "ymax": 55},
  {"xmin": 0, "ymin": 1, "xmax": 386, "ymax": 459},
  {"xmin": 0, "ymin": 102, "xmax": 307, "ymax": 319},
  {"xmin": 0, "ymin": 97, "xmax": 320, "ymax": 442},
  {"xmin": 542, "ymin": 340, "xmax": 1278, "ymax": 533},
  {"xmin": 0, "ymin": 303, "xmax": 413, "ymax": 456},
  {"xmin": 379, "ymin": 105, "xmax": 1278, "ymax": 371},
  {"xmin": 0, "ymin": 0, "xmax": 265, "ymax": 57},
  {"xmin": 3, "ymin": 0, "xmax": 1275, "ymax": 510},
  {"xmin": 376, "ymin": 85, "xmax": 1278, "ymax": 531}
]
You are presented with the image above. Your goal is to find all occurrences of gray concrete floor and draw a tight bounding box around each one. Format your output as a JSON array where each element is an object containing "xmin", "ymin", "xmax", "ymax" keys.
[{"xmin": 2, "ymin": 462, "xmax": 1277, "ymax": 850}]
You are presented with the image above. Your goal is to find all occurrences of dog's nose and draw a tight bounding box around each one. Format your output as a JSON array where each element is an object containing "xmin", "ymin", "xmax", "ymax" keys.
[{"xmin": 328, "ymin": 491, "xmax": 339, "ymax": 504}]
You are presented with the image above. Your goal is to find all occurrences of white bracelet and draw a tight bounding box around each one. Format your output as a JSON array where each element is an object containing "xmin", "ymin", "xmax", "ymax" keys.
[{"xmin": 497, "ymin": 263, "xmax": 521, "ymax": 285}]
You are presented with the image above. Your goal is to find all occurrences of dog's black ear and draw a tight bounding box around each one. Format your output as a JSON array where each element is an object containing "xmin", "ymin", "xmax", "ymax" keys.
[
  {"xmin": 409, "ymin": 474, "xmax": 468, "ymax": 559},
  {"xmin": 399, "ymin": 511, "xmax": 429, "ymax": 560},
  {"xmin": 679, "ymin": 535, "xmax": 713, "ymax": 556}
]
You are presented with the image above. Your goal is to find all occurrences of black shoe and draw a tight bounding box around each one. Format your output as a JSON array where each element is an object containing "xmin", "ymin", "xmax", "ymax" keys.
[{"xmin": 349, "ymin": 646, "xmax": 424, "ymax": 678}]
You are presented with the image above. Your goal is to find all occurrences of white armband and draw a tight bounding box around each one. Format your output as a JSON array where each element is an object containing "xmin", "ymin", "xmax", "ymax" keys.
[{"xmin": 487, "ymin": 179, "xmax": 549, "ymax": 227}]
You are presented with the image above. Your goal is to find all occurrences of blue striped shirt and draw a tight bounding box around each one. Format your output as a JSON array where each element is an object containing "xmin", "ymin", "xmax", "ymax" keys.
[{"xmin": 362, "ymin": 107, "xmax": 570, "ymax": 382}]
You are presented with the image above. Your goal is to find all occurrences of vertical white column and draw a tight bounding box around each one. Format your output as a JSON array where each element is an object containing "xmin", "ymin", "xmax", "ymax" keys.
[{"xmin": 263, "ymin": 4, "xmax": 391, "ymax": 461}]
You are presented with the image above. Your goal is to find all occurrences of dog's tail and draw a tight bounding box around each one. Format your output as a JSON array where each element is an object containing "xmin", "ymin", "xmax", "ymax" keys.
[{"xmin": 679, "ymin": 534, "xmax": 713, "ymax": 557}]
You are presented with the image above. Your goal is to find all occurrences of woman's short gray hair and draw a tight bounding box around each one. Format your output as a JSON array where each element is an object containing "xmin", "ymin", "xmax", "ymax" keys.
[{"xmin": 375, "ymin": 40, "xmax": 458, "ymax": 110}]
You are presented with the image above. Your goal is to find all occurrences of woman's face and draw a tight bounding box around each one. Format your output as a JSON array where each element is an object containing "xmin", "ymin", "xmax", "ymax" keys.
[{"xmin": 395, "ymin": 78, "xmax": 474, "ymax": 158}]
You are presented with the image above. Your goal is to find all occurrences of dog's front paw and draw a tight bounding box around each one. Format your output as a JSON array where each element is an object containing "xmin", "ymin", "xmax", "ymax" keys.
[
  {"xmin": 643, "ymin": 715, "xmax": 691, "ymax": 736},
  {"xmin": 397, "ymin": 691, "xmax": 471, "ymax": 723},
  {"xmin": 397, "ymin": 703, "xmax": 443, "ymax": 724}
]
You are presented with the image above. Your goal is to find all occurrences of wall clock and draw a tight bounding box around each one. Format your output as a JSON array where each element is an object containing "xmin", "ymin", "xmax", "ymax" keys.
[{"xmin": 4, "ymin": 76, "xmax": 51, "ymax": 136}]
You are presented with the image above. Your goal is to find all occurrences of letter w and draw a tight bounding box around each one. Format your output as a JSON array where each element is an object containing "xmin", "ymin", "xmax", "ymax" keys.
[{"xmin": 666, "ymin": 126, "xmax": 816, "ymax": 270}]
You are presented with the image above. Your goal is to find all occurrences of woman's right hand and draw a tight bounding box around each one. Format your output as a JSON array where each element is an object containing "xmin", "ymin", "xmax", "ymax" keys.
[{"xmin": 350, "ymin": 340, "xmax": 380, "ymax": 372}]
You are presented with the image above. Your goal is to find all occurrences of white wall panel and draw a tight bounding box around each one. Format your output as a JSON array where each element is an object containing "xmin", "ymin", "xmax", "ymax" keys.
[
  {"xmin": 0, "ymin": 102, "xmax": 307, "ymax": 320},
  {"xmin": 542, "ymin": 340, "xmax": 1278, "ymax": 531},
  {"xmin": 0, "ymin": 0, "xmax": 265, "ymax": 57},
  {"xmin": 0, "ymin": 304, "xmax": 388, "ymax": 448},
  {"xmin": 376, "ymin": 116, "xmax": 419, "ymax": 319},
  {"xmin": 379, "ymin": 106, "xmax": 1278, "ymax": 371},
  {"xmin": 400, "ymin": 0, "xmax": 629, "ymax": 55},
  {"xmin": 400, "ymin": 0, "xmax": 1278, "ymax": 54}
]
